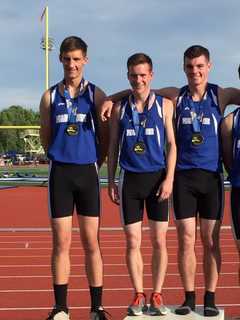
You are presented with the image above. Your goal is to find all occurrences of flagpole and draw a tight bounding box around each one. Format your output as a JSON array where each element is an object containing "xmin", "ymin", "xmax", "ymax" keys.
[{"xmin": 45, "ymin": 6, "xmax": 49, "ymax": 90}]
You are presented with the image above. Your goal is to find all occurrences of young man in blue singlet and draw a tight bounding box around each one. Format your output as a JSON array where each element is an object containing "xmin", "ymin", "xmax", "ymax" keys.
[
  {"xmin": 221, "ymin": 65, "xmax": 240, "ymax": 297},
  {"xmin": 108, "ymin": 53, "xmax": 176, "ymax": 316},
  {"xmin": 102, "ymin": 45, "xmax": 240, "ymax": 316},
  {"xmin": 40, "ymin": 36, "xmax": 109, "ymax": 320}
]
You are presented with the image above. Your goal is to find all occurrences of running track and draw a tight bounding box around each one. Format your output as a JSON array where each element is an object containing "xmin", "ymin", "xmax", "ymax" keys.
[{"xmin": 0, "ymin": 187, "xmax": 239, "ymax": 319}]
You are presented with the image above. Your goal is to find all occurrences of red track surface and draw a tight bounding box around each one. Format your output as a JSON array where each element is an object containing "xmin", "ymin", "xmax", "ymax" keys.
[{"xmin": 0, "ymin": 187, "xmax": 239, "ymax": 319}]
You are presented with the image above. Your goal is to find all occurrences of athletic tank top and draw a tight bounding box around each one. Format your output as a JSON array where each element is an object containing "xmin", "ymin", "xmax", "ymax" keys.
[
  {"xmin": 119, "ymin": 93, "xmax": 166, "ymax": 172},
  {"xmin": 176, "ymin": 83, "xmax": 222, "ymax": 172},
  {"xmin": 230, "ymin": 108, "xmax": 240, "ymax": 186},
  {"xmin": 47, "ymin": 81, "xmax": 99, "ymax": 164}
]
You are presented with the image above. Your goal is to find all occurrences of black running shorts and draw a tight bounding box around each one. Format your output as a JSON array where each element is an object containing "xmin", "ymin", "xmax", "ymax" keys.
[
  {"xmin": 48, "ymin": 161, "xmax": 100, "ymax": 218},
  {"xmin": 119, "ymin": 169, "xmax": 169, "ymax": 225},
  {"xmin": 173, "ymin": 169, "xmax": 224, "ymax": 220}
]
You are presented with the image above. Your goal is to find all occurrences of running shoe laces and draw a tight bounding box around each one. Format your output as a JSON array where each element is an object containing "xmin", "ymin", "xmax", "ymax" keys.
[
  {"xmin": 151, "ymin": 292, "xmax": 163, "ymax": 306},
  {"xmin": 132, "ymin": 292, "xmax": 146, "ymax": 306}
]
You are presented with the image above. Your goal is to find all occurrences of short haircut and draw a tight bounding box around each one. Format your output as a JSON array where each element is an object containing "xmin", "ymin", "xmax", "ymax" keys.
[
  {"xmin": 127, "ymin": 53, "xmax": 153, "ymax": 71},
  {"xmin": 60, "ymin": 36, "xmax": 88, "ymax": 57},
  {"xmin": 184, "ymin": 45, "xmax": 210, "ymax": 62}
]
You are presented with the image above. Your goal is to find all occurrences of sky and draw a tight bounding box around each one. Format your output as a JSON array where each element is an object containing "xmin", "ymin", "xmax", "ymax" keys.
[{"xmin": 0, "ymin": 0, "xmax": 240, "ymax": 111}]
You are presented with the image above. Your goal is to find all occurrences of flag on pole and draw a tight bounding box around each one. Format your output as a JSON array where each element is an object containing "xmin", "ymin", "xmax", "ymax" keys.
[{"xmin": 40, "ymin": 7, "xmax": 46, "ymax": 22}]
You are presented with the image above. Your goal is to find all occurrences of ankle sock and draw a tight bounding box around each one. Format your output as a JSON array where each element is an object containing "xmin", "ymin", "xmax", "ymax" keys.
[
  {"xmin": 90, "ymin": 286, "xmax": 103, "ymax": 312},
  {"xmin": 53, "ymin": 283, "xmax": 68, "ymax": 313}
]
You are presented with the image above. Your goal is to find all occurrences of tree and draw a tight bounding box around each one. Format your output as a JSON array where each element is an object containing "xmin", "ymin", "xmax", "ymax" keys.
[{"xmin": 0, "ymin": 106, "xmax": 40, "ymax": 154}]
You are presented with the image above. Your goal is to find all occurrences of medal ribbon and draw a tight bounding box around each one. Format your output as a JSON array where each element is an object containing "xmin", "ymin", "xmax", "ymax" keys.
[
  {"xmin": 129, "ymin": 92, "xmax": 155, "ymax": 142},
  {"xmin": 188, "ymin": 91, "xmax": 207, "ymax": 133},
  {"xmin": 63, "ymin": 78, "xmax": 85, "ymax": 124}
]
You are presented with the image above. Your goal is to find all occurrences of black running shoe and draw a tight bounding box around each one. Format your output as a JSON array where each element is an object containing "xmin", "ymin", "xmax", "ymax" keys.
[
  {"xmin": 90, "ymin": 307, "xmax": 111, "ymax": 320},
  {"xmin": 204, "ymin": 306, "xmax": 219, "ymax": 317},
  {"xmin": 175, "ymin": 302, "xmax": 195, "ymax": 315}
]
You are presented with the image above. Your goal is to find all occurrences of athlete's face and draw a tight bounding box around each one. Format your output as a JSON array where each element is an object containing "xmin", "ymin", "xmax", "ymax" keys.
[
  {"xmin": 60, "ymin": 49, "xmax": 88, "ymax": 81},
  {"xmin": 184, "ymin": 55, "xmax": 211, "ymax": 87},
  {"xmin": 127, "ymin": 63, "xmax": 153, "ymax": 95}
]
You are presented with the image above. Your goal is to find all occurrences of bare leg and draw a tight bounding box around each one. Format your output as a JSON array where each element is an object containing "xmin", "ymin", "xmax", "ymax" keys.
[
  {"xmin": 175, "ymin": 217, "xmax": 196, "ymax": 315},
  {"xmin": 200, "ymin": 219, "xmax": 221, "ymax": 291},
  {"xmin": 176, "ymin": 217, "xmax": 196, "ymax": 291},
  {"xmin": 149, "ymin": 220, "xmax": 168, "ymax": 292},
  {"xmin": 200, "ymin": 218, "xmax": 221, "ymax": 316},
  {"xmin": 124, "ymin": 221, "xmax": 143, "ymax": 293},
  {"xmin": 51, "ymin": 216, "xmax": 72, "ymax": 284},
  {"xmin": 78, "ymin": 216, "xmax": 103, "ymax": 286}
]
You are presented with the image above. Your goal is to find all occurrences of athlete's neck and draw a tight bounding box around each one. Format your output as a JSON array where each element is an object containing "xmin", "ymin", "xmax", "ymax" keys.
[
  {"xmin": 132, "ymin": 89, "xmax": 151, "ymax": 112},
  {"xmin": 188, "ymin": 83, "xmax": 208, "ymax": 101},
  {"xmin": 63, "ymin": 75, "xmax": 84, "ymax": 98}
]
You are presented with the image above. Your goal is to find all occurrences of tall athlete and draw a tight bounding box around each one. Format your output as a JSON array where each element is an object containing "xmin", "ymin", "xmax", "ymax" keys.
[
  {"xmin": 221, "ymin": 66, "xmax": 240, "ymax": 290},
  {"xmin": 102, "ymin": 45, "xmax": 240, "ymax": 316},
  {"xmin": 108, "ymin": 53, "xmax": 176, "ymax": 316},
  {"xmin": 40, "ymin": 36, "xmax": 109, "ymax": 320}
]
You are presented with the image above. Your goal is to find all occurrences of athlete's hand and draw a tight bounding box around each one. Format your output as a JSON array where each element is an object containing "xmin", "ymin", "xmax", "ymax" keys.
[
  {"xmin": 156, "ymin": 178, "xmax": 173, "ymax": 202},
  {"xmin": 100, "ymin": 99, "xmax": 114, "ymax": 121},
  {"xmin": 108, "ymin": 182, "xmax": 120, "ymax": 205}
]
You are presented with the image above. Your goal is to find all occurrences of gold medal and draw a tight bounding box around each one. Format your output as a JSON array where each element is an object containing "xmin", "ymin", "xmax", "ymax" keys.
[
  {"xmin": 191, "ymin": 133, "xmax": 204, "ymax": 145},
  {"xmin": 133, "ymin": 142, "xmax": 146, "ymax": 155},
  {"xmin": 66, "ymin": 124, "xmax": 79, "ymax": 136}
]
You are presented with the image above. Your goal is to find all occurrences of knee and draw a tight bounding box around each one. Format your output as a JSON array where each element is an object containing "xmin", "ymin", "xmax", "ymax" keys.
[
  {"xmin": 126, "ymin": 233, "xmax": 141, "ymax": 251},
  {"xmin": 53, "ymin": 235, "xmax": 71, "ymax": 255},
  {"xmin": 151, "ymin": 234, "xmax": 167, "ymax": 251},
  {"xmin": 202, "ymin": 235, "xmax": 220, "ymax": 252},
  {"xmin": 81, "ymin": 235, "xmax": 100, "ymax": 254},
  {"xmin": 178, "ymin": 231, "xmax": 195, "ymax": 252}
]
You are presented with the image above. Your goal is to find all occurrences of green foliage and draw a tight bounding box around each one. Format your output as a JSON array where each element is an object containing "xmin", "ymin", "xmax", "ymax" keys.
[{"xmin": 0, "ymin": 106, "xmax": 40, "ymax": 153}]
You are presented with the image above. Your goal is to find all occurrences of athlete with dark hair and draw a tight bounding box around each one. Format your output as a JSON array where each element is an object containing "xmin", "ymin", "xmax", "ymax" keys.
[
  {"xmin": 102, "ymin": 45, "xmax": 240, "ymax": 316},
  {"xmin": 40, "ymin": 36, "xmax": 109, "ymax": 320},
  {"xmin": 108, "ymin": 52, "xmax": 176, "ymax": 316}
]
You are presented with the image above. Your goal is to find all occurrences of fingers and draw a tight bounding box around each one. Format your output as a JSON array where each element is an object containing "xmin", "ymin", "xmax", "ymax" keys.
[
  {"xmin": 108, "ymin": 187, "xmax": 120, "ymax": 205},
  {"xmin": 101, "ymin": 113, "xmax": 108, "ymax": 122},
  {"xmin": 156, "ymin": 189, "xmax": 171, "ymax": 202}
]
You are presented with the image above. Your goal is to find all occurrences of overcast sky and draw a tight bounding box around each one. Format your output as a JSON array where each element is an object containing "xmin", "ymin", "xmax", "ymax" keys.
[{"xmin": 0, "ymin": 0, "xmax": 239, "ymax": 111}]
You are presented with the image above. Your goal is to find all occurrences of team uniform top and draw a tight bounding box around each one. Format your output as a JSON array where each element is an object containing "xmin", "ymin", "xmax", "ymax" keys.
[
  {"xmin": 47, "ymin": 81, "xmax": 99, "ymax": 164},
  {"xmin": 230, "ymin": 108, "xmax": 240, "ymax": 187},
  {"xmin": 119, "ymin": 93, "xmax": 166, "ymax": 173},
  {"xmin": 176, "ymin": 83, "xmax": 222, "ymax": 172}
]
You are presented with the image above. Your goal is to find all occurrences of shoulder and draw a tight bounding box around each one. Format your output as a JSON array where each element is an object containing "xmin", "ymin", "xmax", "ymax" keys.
[
  {"xmin": 217, "ymin": 85, "xmax": 240, "ymax": 112},
  {"xmin": 40, "ymin": 89, "xmax": 52, "ymax": 111},
  {"xmin": 162, "ymin": 97, "xmax": 174, "ymax": 118},
  {"xmin": 156, "ymin": 87, "xmax": 180, "ymax": 106},
  {"xmin": 92, "ymin": 85, "xmax": 106, "ymax": 109},
  {"xmin": 222, "ymin": 111, "xmax": 234, "ymax": 131}
]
